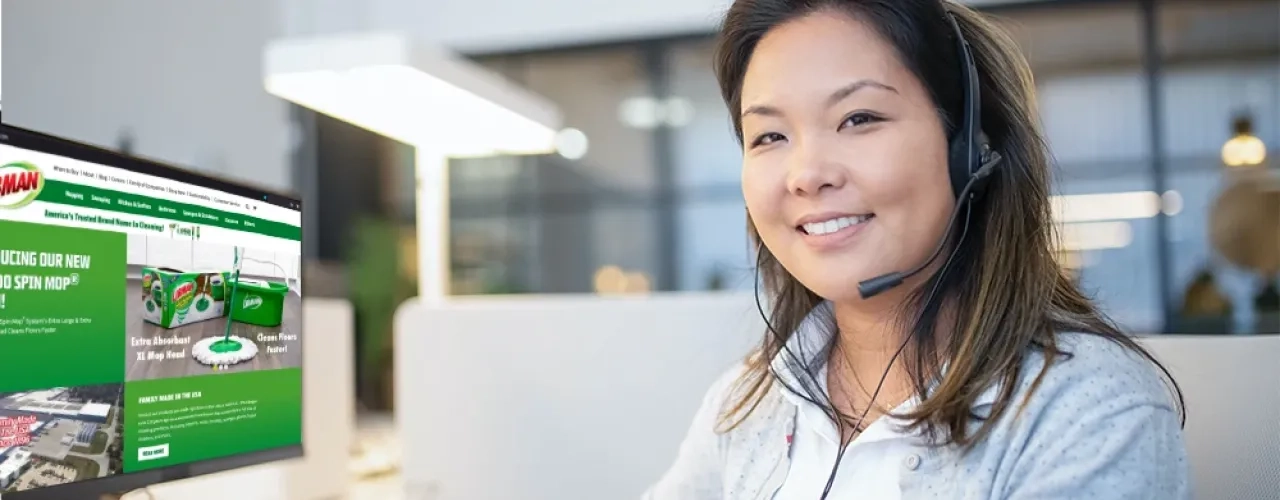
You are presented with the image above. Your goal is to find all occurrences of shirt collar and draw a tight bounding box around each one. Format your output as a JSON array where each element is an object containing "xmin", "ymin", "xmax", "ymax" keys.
[{"xmin": 768, "ymin": 301, "xmax": 1002, "ymax": 412}]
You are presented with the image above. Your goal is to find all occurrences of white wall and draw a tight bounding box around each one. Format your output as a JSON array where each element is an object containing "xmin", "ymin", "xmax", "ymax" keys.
[
  {"xmin": 3, "ymin": 0, "xmax": 293, "ymax": 192},
  {"xmin": 395, "ymin": 293, "xmax": 762, "ymax": 499}
]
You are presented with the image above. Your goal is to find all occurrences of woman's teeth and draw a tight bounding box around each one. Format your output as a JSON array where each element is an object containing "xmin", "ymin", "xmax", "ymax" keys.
[{"xmin": 802, "ymin": 214, "xmax": 873, "ymax": 235}]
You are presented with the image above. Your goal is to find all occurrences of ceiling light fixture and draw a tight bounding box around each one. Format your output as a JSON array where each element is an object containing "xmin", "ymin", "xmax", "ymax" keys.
[
  {"xmin": 1222, "ymin": 115, "xmax": 1267, "ymax": 168},
  {"xmin": 263, "ymin": 33, "xmax": 561, "ymax": 158},
  {"xmin": 263, "ymin": 33, "xmax": 563, "ymax": 301}
]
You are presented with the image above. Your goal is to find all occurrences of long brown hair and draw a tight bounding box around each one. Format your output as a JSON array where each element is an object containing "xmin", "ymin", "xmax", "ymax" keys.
[{"xmin": 713, "ymin": 0, "xmax": 1184, "ymax": 448}]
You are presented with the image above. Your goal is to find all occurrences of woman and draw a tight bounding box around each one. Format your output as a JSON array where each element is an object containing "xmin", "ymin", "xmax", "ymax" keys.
[{"xmin": 645, "ymin": 1, "xmax": 1189, "ymax": 498}]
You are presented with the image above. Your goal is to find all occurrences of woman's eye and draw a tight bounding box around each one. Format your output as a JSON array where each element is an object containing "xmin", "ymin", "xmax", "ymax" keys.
[
  {"xmin": 840, "ymin": 112, "xmax": 883, "ymax": 129},
  {"xmin": 750, "ymin": 132, "xmax": 786, "ymax": 148}
]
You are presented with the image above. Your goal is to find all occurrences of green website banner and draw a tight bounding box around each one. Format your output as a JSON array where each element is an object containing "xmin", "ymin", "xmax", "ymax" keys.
[
  {"xmin": 124, "ymin": 368, "xmax": 303, "ymax": 472},
  {"xmin": 37, "ymin": 179, "xmax": 301, "ymax": 241},
  {"xmin": 0, "ymin": 219, "xmax": 126, "ymax": 391}
]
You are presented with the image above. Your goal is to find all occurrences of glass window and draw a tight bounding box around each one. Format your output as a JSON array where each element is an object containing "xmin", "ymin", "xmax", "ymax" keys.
[
  {"xmin": 1001, "ymin": 0, "xmax": 1280, "ymax": 333},
  {"xmin": 444, "ymin": 0, "xmax": 1280, "ymax": 328},
  {"xmin": 668, "ymin": 39, "xmax": 754, "ymax": 291},
  {"xmin": 668, "ymin": 40, "xmax": 743, "ymax": 191},
  {"xmin": 519, "ymin": 48, "xmax": 658, "ymax": 191},
  {"xmin": 451, "ymin": 47, "xmax": 662, "ymax": 294},
  {"xmin": 1157, "ymin": 0, "xmax": 1280, "ymax": 334},
  {"xmin": 1001, "ymin": 4, "xmax": 1166, "ymax": 331},
  {"xmin": 675, "ymin": 199, "xmax": 756, "ymax": 291}
]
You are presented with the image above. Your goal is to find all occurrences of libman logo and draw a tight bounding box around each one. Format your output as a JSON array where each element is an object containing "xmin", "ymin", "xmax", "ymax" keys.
[
  {"xmin": 172, "ymin": 281, "xmax": 196, "ymax": 312},
  {"xmin": 0, "ymin": 161, "xmax": 45, "ymax": 209},
  {"xmin": 242, "ymin": 295, "xmax": 263, "ymax": 310}
]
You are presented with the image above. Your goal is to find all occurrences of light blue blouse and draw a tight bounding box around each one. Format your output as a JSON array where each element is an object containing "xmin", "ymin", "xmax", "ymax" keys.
[{"xmin": 644, "ymin": 306, "xmax": 1191, "ymax": 499}]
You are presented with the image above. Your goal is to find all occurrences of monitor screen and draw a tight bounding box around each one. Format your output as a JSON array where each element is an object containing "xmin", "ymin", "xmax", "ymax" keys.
[{"xmin": 0, "ymin": 124, "xmax": 303, "ymax": 498}]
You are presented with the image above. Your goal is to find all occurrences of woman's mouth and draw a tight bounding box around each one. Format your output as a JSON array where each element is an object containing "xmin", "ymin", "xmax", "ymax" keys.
[
  {"xmin": 796, "ymin": 214, "xmax": 875, "ymax": 250},
  {"xmin": 798, "ymin": 214, "xmax": 874, "ymax": 235}
]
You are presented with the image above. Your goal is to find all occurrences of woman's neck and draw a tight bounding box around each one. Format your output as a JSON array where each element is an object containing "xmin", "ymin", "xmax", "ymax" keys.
[
  {"xmin": 831, "ymin": 300, "xmax": 907, "ymax": 355},
  {"xmin": 823, "ymin": 297, "xmax": 951, "ymax": 432}
]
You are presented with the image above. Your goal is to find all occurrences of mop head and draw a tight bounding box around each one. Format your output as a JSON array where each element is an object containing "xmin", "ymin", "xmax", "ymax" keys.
[{"xmin": 192, "ymin": 335, "xmax": 259, "ymax": 368}]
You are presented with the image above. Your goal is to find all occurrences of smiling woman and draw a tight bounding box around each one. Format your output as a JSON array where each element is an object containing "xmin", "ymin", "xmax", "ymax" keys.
[
  {"xmin": 645, "ymin": 1, "xmax": 1190, "ymax": 499},
  {"xmin": 737, "ymin": 10, "xmax": 955, "ymax": 304}
]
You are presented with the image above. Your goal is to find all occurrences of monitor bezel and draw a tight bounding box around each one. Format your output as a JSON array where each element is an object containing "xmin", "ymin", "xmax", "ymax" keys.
[{"xmin": 0, "ymin": 121, "xmax": 306, "ymax": 499}]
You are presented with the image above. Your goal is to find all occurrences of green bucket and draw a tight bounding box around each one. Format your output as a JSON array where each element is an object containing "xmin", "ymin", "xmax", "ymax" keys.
[
  {"xmin": 210, "ymin": 273, "xmax": 229, "ymax": 301},
  {"xmin": 227, "ymin": 278, "xmax": 289, "ymax": 327}
]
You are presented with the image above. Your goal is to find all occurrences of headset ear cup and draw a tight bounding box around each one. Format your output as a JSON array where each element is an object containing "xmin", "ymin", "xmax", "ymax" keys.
[{"xmin": 949, "ymin": 130, "xmax": 1002, "ymax": 199}]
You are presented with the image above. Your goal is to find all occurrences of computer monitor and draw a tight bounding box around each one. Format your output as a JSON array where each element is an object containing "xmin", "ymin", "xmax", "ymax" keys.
[{"xmin": 0, "ymin": 123, "xmax": 303, "ymax": 499}]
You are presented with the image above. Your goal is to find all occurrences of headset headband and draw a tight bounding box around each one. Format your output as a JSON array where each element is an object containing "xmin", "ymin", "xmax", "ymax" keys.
[{"xmin": 943, "ymin": 10, "xmax": 994, "ymax": 199}]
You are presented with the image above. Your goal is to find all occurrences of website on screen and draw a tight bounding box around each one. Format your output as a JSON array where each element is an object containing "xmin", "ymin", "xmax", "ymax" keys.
[{"xmin": 0, "ymin": 142, "xmax": 302, "ymax": 494}]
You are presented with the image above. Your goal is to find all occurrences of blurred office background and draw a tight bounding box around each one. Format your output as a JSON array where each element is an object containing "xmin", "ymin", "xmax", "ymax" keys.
[{"xmin": 4, "ymin": 0, "xmax": 1278, "ymax": 415}]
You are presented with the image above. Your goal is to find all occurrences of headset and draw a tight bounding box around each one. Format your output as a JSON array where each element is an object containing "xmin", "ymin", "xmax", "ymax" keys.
[{"xmin": 855, "ymin": 7, "xmax": 1004, "ymax": 300}]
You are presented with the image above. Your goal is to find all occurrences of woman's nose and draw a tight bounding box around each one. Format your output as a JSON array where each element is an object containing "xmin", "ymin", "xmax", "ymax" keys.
[{"xmin": 785, "ymin": 141, "xmax": 848, "ymax": 197}]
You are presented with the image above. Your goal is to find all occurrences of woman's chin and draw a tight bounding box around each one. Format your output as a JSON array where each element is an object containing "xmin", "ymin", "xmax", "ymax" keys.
[{"xmin": 798, "ymin": 272, "xmax": 887, "ymax": 305}]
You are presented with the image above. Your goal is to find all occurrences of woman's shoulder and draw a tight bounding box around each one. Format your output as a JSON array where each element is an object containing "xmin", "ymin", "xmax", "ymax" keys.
[
  {"xmin": 1016, "ymin": 331, "xmax": 1181, "ymax": 412},
  {"xmin": 977, "ymin": 333, "xmax": 1190, "ymax": 497},
  {"xmin": 989, "ymin": 331, "xmax": 1185, "ymax": 455}
]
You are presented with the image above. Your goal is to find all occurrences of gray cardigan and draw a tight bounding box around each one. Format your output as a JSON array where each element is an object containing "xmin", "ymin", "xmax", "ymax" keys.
[{"xmin": 644, "ymin": 329, "xmax": 1190, "ymax": 499}]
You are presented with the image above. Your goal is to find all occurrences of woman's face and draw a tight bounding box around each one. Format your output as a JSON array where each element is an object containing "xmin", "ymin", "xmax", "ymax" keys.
[{"xmin": 740, "ymin": 10, "xmax": 954, "ymax": 304}]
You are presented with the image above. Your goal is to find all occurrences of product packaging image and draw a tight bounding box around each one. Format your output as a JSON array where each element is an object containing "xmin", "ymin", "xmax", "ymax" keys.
[{"xmin": 140, "ymin": 267, "xmax": 231, "ymax": 328}]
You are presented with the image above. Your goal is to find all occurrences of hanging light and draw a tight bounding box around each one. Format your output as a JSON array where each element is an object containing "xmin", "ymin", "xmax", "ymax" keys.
[{"xmin": 1221, "ymin": 115, "xmax": 1267, "ymax": 167}]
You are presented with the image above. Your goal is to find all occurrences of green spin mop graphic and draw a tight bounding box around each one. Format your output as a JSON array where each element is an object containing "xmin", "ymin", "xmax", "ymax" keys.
[{"xmin": 192, "ymin": 246, "xmax": 259, "ymax": 369}]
